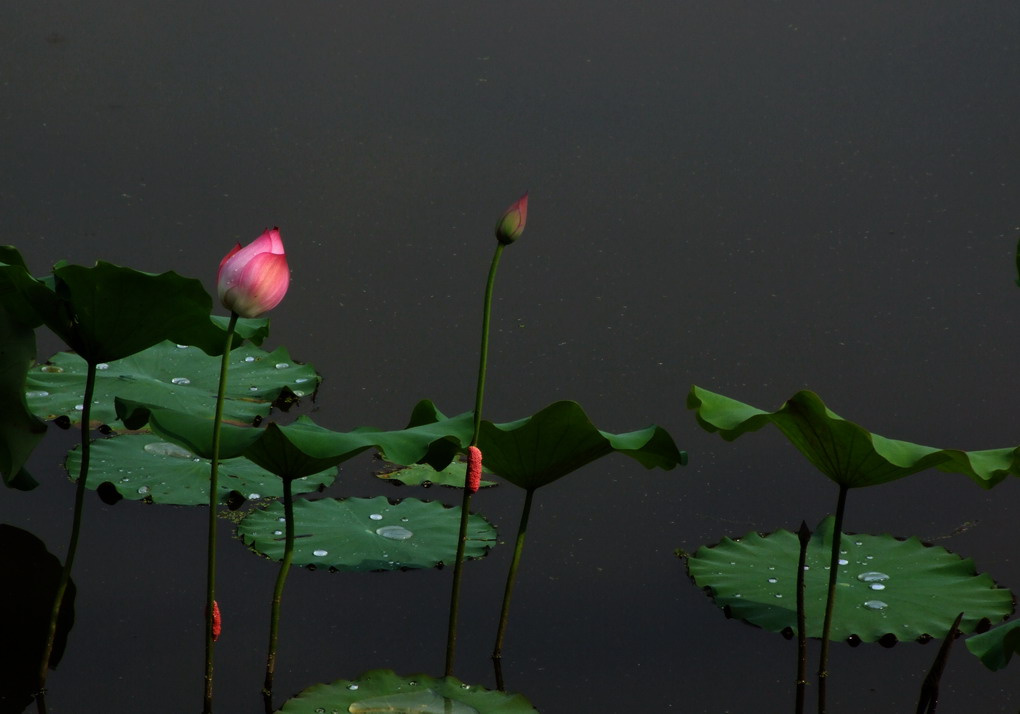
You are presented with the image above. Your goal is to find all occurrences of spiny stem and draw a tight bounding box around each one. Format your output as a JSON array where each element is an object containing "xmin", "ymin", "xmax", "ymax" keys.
[
  {"xmin": 263, "ymin": 476, "xmax": 296, "ymax": 713},
  {"xmin": 36, "ymin": 360, "xmax": 98, "ymax": 706},
  {"xmin": 446, "ymin": 242, "xmax": 505, "ymax": 677},
  {"xmin": 204, "ymin": 312, "xmax": 238, "ymax": 714},
  {"xmin": 817, "ymin": 484, "xmax": 849, "ymax": 714},
  {"xmin": 492, "ymin": 487, "xmax": 535, "ymax": 675}
]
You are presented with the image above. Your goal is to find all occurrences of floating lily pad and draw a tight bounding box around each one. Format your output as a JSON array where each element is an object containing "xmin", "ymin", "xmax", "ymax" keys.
[
  {"xmin": 239, "ymin": 496, "xmax": 497, "ymax": 571},
  {"xmin": 687, "ymin": 386, "xmax": 1020, "ymax": 489},
  {"xmin": 684, "ymin": 517, "xmax": 1013, "ymax": 643},
  {"xmin": 376, "ymin": 460, "xmax": 497, "ymax": 490},
  {"xmin": 27, "ymin": 341, "xmax": 318, "ymax": 429},
  {"xmin": 966, "ymin": 619, "xmax": 1020, "ymax": 670},
  {"xmin": 277, "ymin": 669, "xmax": 538, "ymax": 713},
  {"xmin": 65, "ymin": 433, "xmax": 335, "ymax": 506}
]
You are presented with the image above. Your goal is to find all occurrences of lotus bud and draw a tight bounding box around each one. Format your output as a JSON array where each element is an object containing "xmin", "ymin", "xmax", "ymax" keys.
[
  {"xmin": 494, "ymin": 192, "xmax": 528, "ymax": 245},
  {"xmin": 466, "ymin": 446, "xmax": 482, "ymax": 494},
  {"xmin": 208, "ymin": 600, "xmax": 222, "ymax": 641},
  {"xmin": 217, "ymin": 228, "xmax": 290, "ymax": 317}
]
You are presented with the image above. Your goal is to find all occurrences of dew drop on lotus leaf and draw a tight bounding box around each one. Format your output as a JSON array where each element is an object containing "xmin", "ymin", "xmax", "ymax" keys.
[
  {"xmin": 26, "ymin": 390, "xmax": 49, "ymax": 398},
  {"xmin": 857, "ymin": 571, "xmax": 890, "ymax": 583},
  {"xmin": 838, "ymin": 559, "xmax": 849, "ymax": 566},
  {"xmin": 767, "ymin": 577, "xmax": 778, "ymax": 584},
  {"xmin": 376, "ymin": 526, "xmax": 414, "ymax": 541},
  {"xmin": 244, "ymin": 356, "xmax": 255, "ymax": 362},
  {"xmin": 870, "ymin": 583, "xmax": 886, "ymax": 591},
  {"xmin": 863, "ymin": 600, "xmax": 889, "ymax": 610},
  {"xmin": 369, "ymin": 513, "xmax": 383, "ymax": 521},
  {"xmin": 40, "ymin": 365, "xmax": 62, "ymax": 373},
  {"xmin": 312, "ymin": 549, "xmax": 329, "ymax": 557},
  {"xmin": 275, "ymin": 362, "xmax": 290, "ymax": 369},
  {"xmin": 96, "ymin": 363, "xmax": 109, "ymax": 370},
  {"xmin": 170, "ymin": 376, "xmax": 191, "ymax": 385}
]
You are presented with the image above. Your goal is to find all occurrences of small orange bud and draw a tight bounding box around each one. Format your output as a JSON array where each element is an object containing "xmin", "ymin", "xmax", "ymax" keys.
[
  {"xmin": 211, "ymin": 600, "xmax": 222, "ymax": 641},
  {"xmin": 466, "ymin": 446, "xmax": 482, "ymax": 494}
]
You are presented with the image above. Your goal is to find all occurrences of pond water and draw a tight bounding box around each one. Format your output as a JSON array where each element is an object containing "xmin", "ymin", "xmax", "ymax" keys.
[{"xmin": 3, "ymin": 2, "xmax": 1020, "ymax": 712}]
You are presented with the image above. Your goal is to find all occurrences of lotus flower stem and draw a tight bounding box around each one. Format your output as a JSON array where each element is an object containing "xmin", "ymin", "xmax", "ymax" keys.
[
  {"xmin": 916, "ymin": 611, "xmax": 964, "ymax": 714},
  {"xmin": 204, "ymin": 312, "xmax": 238, "ymax": 714},
  {"xmin": 492, "ymin": 486, "xmax": 535, "ymax": 675},
  {"xmin": 795, "ymin": 521, "xmax": 811, "ymax": 714},
  {"xmin": 262, "ymin": 476, "xmax": 296, "ymax": 713},
  {"xmin": 36, "ymin": 360, "xmax": 98, "ymax": 708},
  {"xmin": 445, "ymin": 241, "xmax": 506, "ymax": 677},
  {"xmin": 817, "ymin": 484, "xmax": 849, "ymax": 714}
]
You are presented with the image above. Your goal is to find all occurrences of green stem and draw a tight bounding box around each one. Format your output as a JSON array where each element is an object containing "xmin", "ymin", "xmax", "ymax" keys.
[
  {"xmin": 492, "ymin": 487, "xmax": 535, "ymax": 673},
  {"xmin": 445, "ymin": 242, "xmax": 505, "ymax": 677},
  {"xmin": 262, "ymin": 476, "xmax": 296, "ymax": 713},
  {"xmin": 36, "ymin": 360, "xmax": 98, "ymax": 704},
  {"xmin": 204, "ymin": 312, "xmax": 239, "ymax": 714},
  {"xmin": 795, "ymin": 521, "xmax": 811, "ymax": 714},
  {"xmin": 817, "ymin": 484, "xmax": 849, "ymax": 714}
]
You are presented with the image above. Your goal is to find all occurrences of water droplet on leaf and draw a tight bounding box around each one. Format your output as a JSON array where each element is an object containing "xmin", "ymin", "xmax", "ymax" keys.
[{"xmin": 376, "ymin": 526, "xmax": 414, "ymax": 541}]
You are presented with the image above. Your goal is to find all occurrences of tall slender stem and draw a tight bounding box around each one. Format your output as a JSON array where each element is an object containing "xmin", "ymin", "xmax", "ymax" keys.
[
  {"xmin": 204, "ymin": 312, "xmax": 239, "ymax": 714},
  {"xmin": 817, "ymin": 484, "xmax": 849, "ymax": 714},
  {"xmin": 492, "ymin": 487, "xmax": 535, "ymax": 677},
  {"xmin": 795, "ymin": 521, "xmax": 811, "ymax": 714},
  {"xmin": 262, "ymin": 476, "xmax": 296, "ymax": 713},
  {"xmin": 445, "ymin": 242, "xmax": 505, "ymax": 676},
  {"xmin": 36, "ymin": 360, "xmax": 98, "ymax": 706}
]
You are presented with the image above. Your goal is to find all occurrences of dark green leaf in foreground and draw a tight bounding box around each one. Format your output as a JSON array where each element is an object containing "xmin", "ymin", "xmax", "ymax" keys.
[
  {"xmin": 966, "ymin": 619, "xmax": 1020, "ymax": 671},
  {"xmin": 277, "ymin": 669, "xmax": 538, "ymax": 713},
  {"xmin": 376, "ymin": 459, "xmax": 498, "ymax": 489},
  {"xmin": 28, "ymin": 341, "xmax": 318, "ymax": 429},
  {"xmin": 684, "ymin": 517, "xmax": 1013, "ymax": 643},
  {"xmin": 65, "ymin": 433, "xmax": 335, "ymax": 506},
  {"xmin": 239, "ymin": 496, "xmax": 496, "ymax": 571},
  {"xmin": 0, "ymin": 305, "xmax": 47, "ymax": 489},
  {"xmin": 0, "ymin": 525, "xmax": 75, "ymax": 711},
  {"xmin": 687, "ymin": 386, "xmax": 1020, "ymax": 489}
]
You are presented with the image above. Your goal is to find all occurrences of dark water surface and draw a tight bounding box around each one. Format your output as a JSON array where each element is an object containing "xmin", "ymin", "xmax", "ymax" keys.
[{"xmin": 3, "ymin": 2, "xmax": 1020, "ymax": 712}]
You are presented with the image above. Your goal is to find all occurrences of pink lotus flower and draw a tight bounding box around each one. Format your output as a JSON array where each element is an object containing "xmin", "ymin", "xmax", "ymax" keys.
[
  {"xmin": 466, "ymin": 446, "xmax": 482, "ymax": 494},
  {"xmin": 495, "ymin": 192, "xmax": 528, "ymax": 245},
  {"xmin": 217, "ymin": 228, "xmax": 290, "ymax": 318}
]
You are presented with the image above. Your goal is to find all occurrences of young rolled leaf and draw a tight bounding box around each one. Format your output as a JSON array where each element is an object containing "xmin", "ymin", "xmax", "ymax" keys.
[
  {"xmin": 476, "ymin": 400, "xmax": 686, "ymax": 490},
  {"xmin": 239, "ymin": 496, "xmax": 497, "ymax": 571},
  {"xmin": 684, "ymin": 517, "xmax": 1013, "ymax": 643},
  {"xmin": 687, "ymin": 386, "xmax": 1020, "ymax": 489},
  {"xmin": 277, "ymin": 669, "xmax": 538, "ymax": 713}
]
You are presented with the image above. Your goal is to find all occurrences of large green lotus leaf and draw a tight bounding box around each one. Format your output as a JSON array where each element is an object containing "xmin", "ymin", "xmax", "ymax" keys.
[
  {"xmin": 966, "ymin": 619, "xmax": 1020, "ymax": 671},
  {"xmin": 65, "ymin": 433, "xmax": 335, "ymax": 506},
  {"xmin": 278, "ymin": 669, "xmax": 538, "ymax": 713},
  {"xmin": 375, "ymin": 460, "xmax": 498, "ymax": 490},
  {"xmin": 685, "ymin": 517, "xmax": 1013, "ymax": 643},
  {"xmin": 687, "ymin": 386, "xmax": 1020, "ymax": 489},
  {"xmin": 477, "ymin": 400, "xmax": 686, "ymax": 490},
  {"xmin": 26, "ymin": 341, "xmax": 318, "ymax": 429},
  {"xmin": 239, "ymin": 496, "xmax": 496, "ymax": 570}
]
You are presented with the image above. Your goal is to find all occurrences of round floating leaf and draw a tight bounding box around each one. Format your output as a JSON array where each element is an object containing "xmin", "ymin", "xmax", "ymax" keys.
[
  {"xmin": 66, "ymin": 433, "xmax": 335, "ymax": 506},
  {"xmin": 376, "ymin": 460, "xmax": 498, "ymax": 490},
  {"xmin": 685, "ymin": 517, "xmax": 1013, "ymax": 643},
  {"xmin": 27, "ymin": 341, "xmax": 318, "ymax": 429},
  {"xmin": 278, "ymin": 669, "xmax": 538, "ymax": 714},
  {"xmin": 966, "ymin": 619, "xmax": 1020, "ymax": 671},
  {"xmin": 687, "ymin": 386, "xmax": 1020, "ymax": 489},
  {"xmin": 239, "ymin": 496, "xmax": 497, "ymax": 571}
]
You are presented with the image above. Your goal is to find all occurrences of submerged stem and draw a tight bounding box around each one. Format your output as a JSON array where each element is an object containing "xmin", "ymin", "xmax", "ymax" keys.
[
  {"xmin": 36, "ymin": 360, "xmax": 98, "ymax": 704},
  {"xmin": 445, "ymin": 242, "xmax": 505, "ymax": 677},
  {"xmin": 492, "ymin": 487, "xmax": 536, "ymax": 675},
  {"xmin": 795, "ymin": 521, "xmax": 811, "ymax": 714},
  {"xmin": 204, "ymin": 312, "xmax": 238, "ymax": 714},
  {"xmin": 263, "ymin": 477, "xmax": 296, "ymax": 713},
  {"xmin": 817, "ymin": 484, "xmax": 849, "ymax": 714}
]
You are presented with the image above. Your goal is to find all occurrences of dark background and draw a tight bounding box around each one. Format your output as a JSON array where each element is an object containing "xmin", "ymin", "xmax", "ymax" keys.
[{"xmin": 2, "ymin": 2, "xmax": 1019, "ymax": 711}]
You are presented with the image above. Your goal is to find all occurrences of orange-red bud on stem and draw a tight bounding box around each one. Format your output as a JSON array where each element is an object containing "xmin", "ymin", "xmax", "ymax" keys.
[
  {"xmin": 207, "ymin": 600, "xmax": 222, "ymax": 642},
  {"xmin": 466, "ymin": 446, "xmax": 482, "ymax": 494}
]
